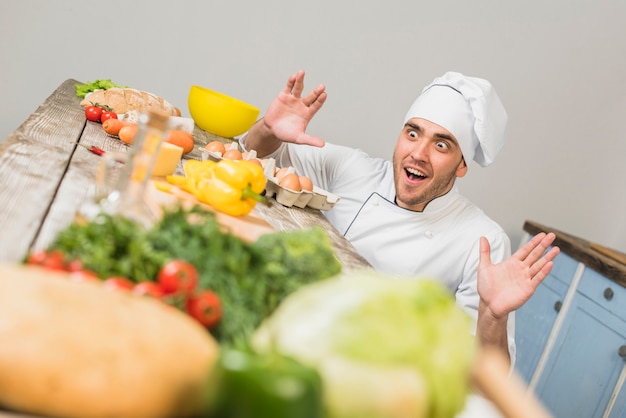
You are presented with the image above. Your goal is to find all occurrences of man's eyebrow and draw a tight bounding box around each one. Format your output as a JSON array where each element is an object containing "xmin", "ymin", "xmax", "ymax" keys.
[{"xmin": 404, "ymin": 122, "xmax": 457, "ymax": 143}]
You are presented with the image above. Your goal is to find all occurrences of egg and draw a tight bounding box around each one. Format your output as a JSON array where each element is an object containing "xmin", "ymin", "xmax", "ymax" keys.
[
  {"xmin": 204, "ymin": 141, "xmax": 226, "ymax": 155},
  {"xmin": 246, "ymin": 157, "xmax": 263, "ymax": 167},
  {"xmin": 275, "ymin": 166, "xmax": 291, "ymax": 180},
  {"xmin": 299, "ymin": 175, "xmax": 313, "ymax": 192},
  {"xmin": 222, "ymin": 149, "xmax": 243, "ymax": 160},
  {"xmin": 279, "ymin": 173, "xmax": 302, "ymax": 192}
]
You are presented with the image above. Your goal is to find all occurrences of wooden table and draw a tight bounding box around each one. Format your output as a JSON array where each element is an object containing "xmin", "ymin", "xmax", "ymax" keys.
[{"xmin": 0, "ymin": 79, "xmax": 370, "ymax": 271}]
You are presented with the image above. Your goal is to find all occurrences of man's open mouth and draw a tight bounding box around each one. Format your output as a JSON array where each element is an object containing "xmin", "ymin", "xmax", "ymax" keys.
[{"xmin": 405, "ymin": 167, "xmax": 427, "ymax": 181}]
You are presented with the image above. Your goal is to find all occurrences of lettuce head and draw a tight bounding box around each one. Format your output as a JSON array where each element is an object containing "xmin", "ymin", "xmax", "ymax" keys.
[{"xmin": 251, "ymin": 270, "xmax": 476, "ymax": 418}]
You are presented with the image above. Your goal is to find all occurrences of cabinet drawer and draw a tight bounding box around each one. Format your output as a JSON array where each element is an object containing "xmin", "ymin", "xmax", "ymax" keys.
[
  {"xmin": 549, "ymin": 251, "xmax": 580, "ymax": 287},
  {"xmin": 577, "ymin": 267, "xmax": 626, "ymax": 318}
]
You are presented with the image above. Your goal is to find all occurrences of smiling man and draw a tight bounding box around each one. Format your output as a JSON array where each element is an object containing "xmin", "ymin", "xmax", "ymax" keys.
[{"xmin": 241, "ymin": 70, "xmax": 558, "ymax": 416}]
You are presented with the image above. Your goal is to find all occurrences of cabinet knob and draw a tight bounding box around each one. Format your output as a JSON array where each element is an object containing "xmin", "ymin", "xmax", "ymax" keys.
[
  {"xmin": 604, "ymin": 287, "xmax": 614, "ymax": 301},
  {"xmin": 554, "ymin": 301, "xmax": 562, "ymax": 312},
  {"xmin": 619, "ymin": 345, "xmax": 626, "ymax": 361}
]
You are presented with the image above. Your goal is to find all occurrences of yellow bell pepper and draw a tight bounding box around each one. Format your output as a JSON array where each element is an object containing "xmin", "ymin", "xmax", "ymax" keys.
[
  {"xmin": 213, "ymin": 159, "xmax": 266, "ymax": 195},
  {"xmin": 167, "ymin": 159, "xmax": 267, "ymax": 216}
]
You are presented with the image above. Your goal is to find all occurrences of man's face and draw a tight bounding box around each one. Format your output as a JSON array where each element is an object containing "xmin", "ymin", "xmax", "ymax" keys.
[{"xmin": 392, "ymin": 118, "xmax": 468, "ymax": 211}]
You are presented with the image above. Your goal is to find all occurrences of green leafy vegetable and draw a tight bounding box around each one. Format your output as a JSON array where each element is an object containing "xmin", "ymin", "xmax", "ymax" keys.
[
  {"xmin": 251, "ymin": 227, "xmax": 343, "ymax": 314},
  {"xmin": 46, "ymin": 205, "xmax": 341, "ymax": 348},
  {"xmin": 252, "ymin": 271, "xmax": 475, "ymax": 418},
  {"xmin": 75, "ymin": 79, "xmax": 127, "ymax": 98},
  {"xmin": 48, "ymin": 214, "xmax": 166, "ymax": 280}
]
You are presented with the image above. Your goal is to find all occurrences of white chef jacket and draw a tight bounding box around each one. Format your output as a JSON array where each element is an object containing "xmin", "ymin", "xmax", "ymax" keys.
[{"xmin": 242, "ymin": 139, "xmax": 515, "ymax": 416}]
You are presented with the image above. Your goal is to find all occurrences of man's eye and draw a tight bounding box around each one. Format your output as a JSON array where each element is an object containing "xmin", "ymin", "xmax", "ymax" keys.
[
  {"xmin": 436, "ymin": 141, "xmax": 449, "ymax": 149},
  {"xmin": 408, "ymin": 130, "xmax": 417, "ymax": 138}
]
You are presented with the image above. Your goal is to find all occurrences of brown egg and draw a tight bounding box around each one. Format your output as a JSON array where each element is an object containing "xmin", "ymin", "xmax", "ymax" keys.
[
  {"xmin": 222, "ymin": 149, "xmax": 243, "ymax": 160},
  {"xmin": 246, "ymin": 157, "xmax": 263, "ymax": 167},
  {"xmin": 299, "ymin": 175, "xmax": 313, "ymax": 192},
  {"xmin": 275, "ymin": 166, "xmax": 291, "ymax": 180},
  {"xmin": 204, "ymin": 140, "xmax": 226, "ymax": 155},
  {"xmin": 279, "ymin": 173, "xmax": 302, "ymax": 192}
]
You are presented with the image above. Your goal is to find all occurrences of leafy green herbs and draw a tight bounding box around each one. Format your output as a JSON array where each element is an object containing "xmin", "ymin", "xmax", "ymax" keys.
[{"xmin": 75, "ymin": 79, "xmax": 127, "ymax": 98}]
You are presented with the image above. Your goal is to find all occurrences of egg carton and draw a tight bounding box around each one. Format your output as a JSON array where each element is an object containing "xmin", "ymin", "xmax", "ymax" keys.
[
  {"xmin": 200, "ymin": 148, "xmax": 223, "ymax": 162},
  {"xmin": 308, "ymin": 186, "xmax": 340, "ymax": 211},
  {"xmin": 264, "ymin": 177, "xmax": 340, "ymax": 210}
]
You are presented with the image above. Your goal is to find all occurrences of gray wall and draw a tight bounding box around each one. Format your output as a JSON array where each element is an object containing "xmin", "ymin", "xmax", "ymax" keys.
[{"xmin": 2, "ymin": 0, "xmax": 625, "ymax": 252}]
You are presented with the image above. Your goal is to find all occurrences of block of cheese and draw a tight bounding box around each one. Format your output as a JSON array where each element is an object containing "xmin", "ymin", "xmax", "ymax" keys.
[{"xmin": 152, "ymin": 142, "xmax": 184, "ymax": 177}]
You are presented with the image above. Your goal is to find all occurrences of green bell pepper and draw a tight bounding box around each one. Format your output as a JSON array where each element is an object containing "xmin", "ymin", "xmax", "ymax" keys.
[{"xmin": 208, "ymin": 349, "xmax": 324, "ymax": 418}]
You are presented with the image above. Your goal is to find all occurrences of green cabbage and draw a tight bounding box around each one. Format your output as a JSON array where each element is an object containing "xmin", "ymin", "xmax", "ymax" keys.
[{"xmin": 251, "ymin": 270, "xmax": 475, "ymax": 418}]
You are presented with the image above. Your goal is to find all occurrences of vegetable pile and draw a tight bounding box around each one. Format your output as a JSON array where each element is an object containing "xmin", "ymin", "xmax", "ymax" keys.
[{"xmin": 28, "ymin": 205, "xmax": 342, "ymax": 347}]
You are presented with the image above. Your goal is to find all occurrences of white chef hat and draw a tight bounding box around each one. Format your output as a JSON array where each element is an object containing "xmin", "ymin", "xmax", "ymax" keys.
[{"xmin": 403, "ymin": 71, "xmax": 508, "ymax": 167}]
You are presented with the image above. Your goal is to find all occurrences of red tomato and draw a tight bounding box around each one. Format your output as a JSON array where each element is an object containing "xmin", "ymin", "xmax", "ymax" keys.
[
  {"xmin": 65, "ymin": 258, "xmax": 85, "ymax": 272},
  {"xmin": 69, "ymin": 270, "xmax": 100, "ymax": 283},
  {"xmin": 26, "ymin": 249, "xmax": 67, "ymax": 271},
  {"xmin": 41, "ymin": 250, "xmax": 66, "ymax": 271},
  {"xmin": 132, "ymin": 281, "xmax": 165, "ymax": 299},
  {"xmin": 100, "ymin": 111, "xmax": 118, "ymax": 123},
  {"xmin": 102, "ymin": 277, "xmax": 134, "ymax": 292},
  {"xmin": 85, "ymin": 106, "xmax": 103, "ymax": 122},
  {"xmin": 26, "ymin": 249, "xmax": 49, "ymax": 266},
  {"xmin": 186, "ymin": 290, "xmax": 222, "ymax": 328},
  {"xmin": 157, "ymin": 260, "xmax": 199, "ymax": 295}
]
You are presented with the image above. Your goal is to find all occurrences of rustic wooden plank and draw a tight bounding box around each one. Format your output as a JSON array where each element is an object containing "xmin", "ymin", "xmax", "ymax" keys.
[
  {"xmin": 524, "ymin": 220, "xmax": 626, "ymax": 288},
  {"xmin": 32, "ymin": 122, "xmax": 130, "ymax": 251},
  {"xmin": 0, "ymin": 79, "xmax": 85, "ymax": 262}
]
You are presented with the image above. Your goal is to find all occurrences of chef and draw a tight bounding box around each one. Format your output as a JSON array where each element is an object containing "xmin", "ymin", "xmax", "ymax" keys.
[{"xmin": 242, "ymin": 70, "xmax": 557, "ymax": 416}]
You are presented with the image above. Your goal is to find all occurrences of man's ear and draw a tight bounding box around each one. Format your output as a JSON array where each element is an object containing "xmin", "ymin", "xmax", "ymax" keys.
[{"xmin": 456, "ymin": 158, "xmax": 469, "ymax": 178}]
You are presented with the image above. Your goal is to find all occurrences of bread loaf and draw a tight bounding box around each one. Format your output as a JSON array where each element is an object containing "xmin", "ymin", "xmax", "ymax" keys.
[
  {"xmin": 0, "ymin": 263, "xmax": 219, "ymax": 418},
  {"xmin": 80, "ymin": 88, "xmax": 181, "ymax": 116}
]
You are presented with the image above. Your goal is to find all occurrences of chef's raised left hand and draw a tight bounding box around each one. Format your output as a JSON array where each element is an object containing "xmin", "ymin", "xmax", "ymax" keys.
[{"xmin": 478, "ymin": 232, "xmax": 560, "ymax": 319}]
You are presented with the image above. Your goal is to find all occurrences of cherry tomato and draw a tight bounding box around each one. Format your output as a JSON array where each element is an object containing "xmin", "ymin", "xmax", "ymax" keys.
[
  {"xmin": 100, "ymin": 111, "xmax": 118, "ymax": 123},
  {"xmin": 85, "ymin": 106, "xmax": 103, "ymax": 122},
  {"xmin": 186, "ymin": 290, "xmax": 222, "ymax": 328},
  {"xmin": 102, "ymin": 276, "xmax": 134, "ymax": 292},
  {"xmin": 132, "ymin": 281, "xmax": 165, "ymax": 299},
  {"xmin": 65, "ymin": 258, "xmax": 85, "ymax": 272},
  {"xmin": 41, "ymin": 250, "xmax": 66, "ymax": 271},
  {"xmin": 26, "ymin": 249, "xmax": 49, "ymax": 266},
  {"xmin": 157, "ymin": 260, "xmax": 199, "ymax": 295}
]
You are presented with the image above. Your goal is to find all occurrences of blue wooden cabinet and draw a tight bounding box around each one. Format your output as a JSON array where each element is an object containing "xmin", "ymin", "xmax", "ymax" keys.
[
  {"xmin": 515, "ymin": 221, "xmax": 626, "ymax": 418},
  {"xmin": 515, "ymin": 252, "xmax": 579, "ymax": 384}
]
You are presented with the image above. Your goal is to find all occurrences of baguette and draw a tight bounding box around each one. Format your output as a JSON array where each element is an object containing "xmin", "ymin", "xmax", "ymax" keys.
[
  {"xmin": 80, "ymin": 88, "xmax": 181, "ymax": 116},
  {"xmin": 0, "ymin": 263, "xmax": 219, "ymax": 418}
]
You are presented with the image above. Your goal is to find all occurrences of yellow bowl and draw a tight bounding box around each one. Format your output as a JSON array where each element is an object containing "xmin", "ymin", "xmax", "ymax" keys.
[{"xmin": 188, "ymin": 85, "xmax": 260, "ymax": 138}]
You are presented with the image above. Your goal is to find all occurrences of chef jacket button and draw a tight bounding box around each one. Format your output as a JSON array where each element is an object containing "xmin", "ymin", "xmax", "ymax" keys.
[{"xmin": 425, "ymin": 231, "xmax": 434, "ymax": 239}]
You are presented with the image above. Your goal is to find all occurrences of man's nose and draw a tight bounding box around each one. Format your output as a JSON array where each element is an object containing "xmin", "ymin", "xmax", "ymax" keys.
[{"xmin": 410, "ymin": 140, "xmax": 429, "ymax": 160}]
